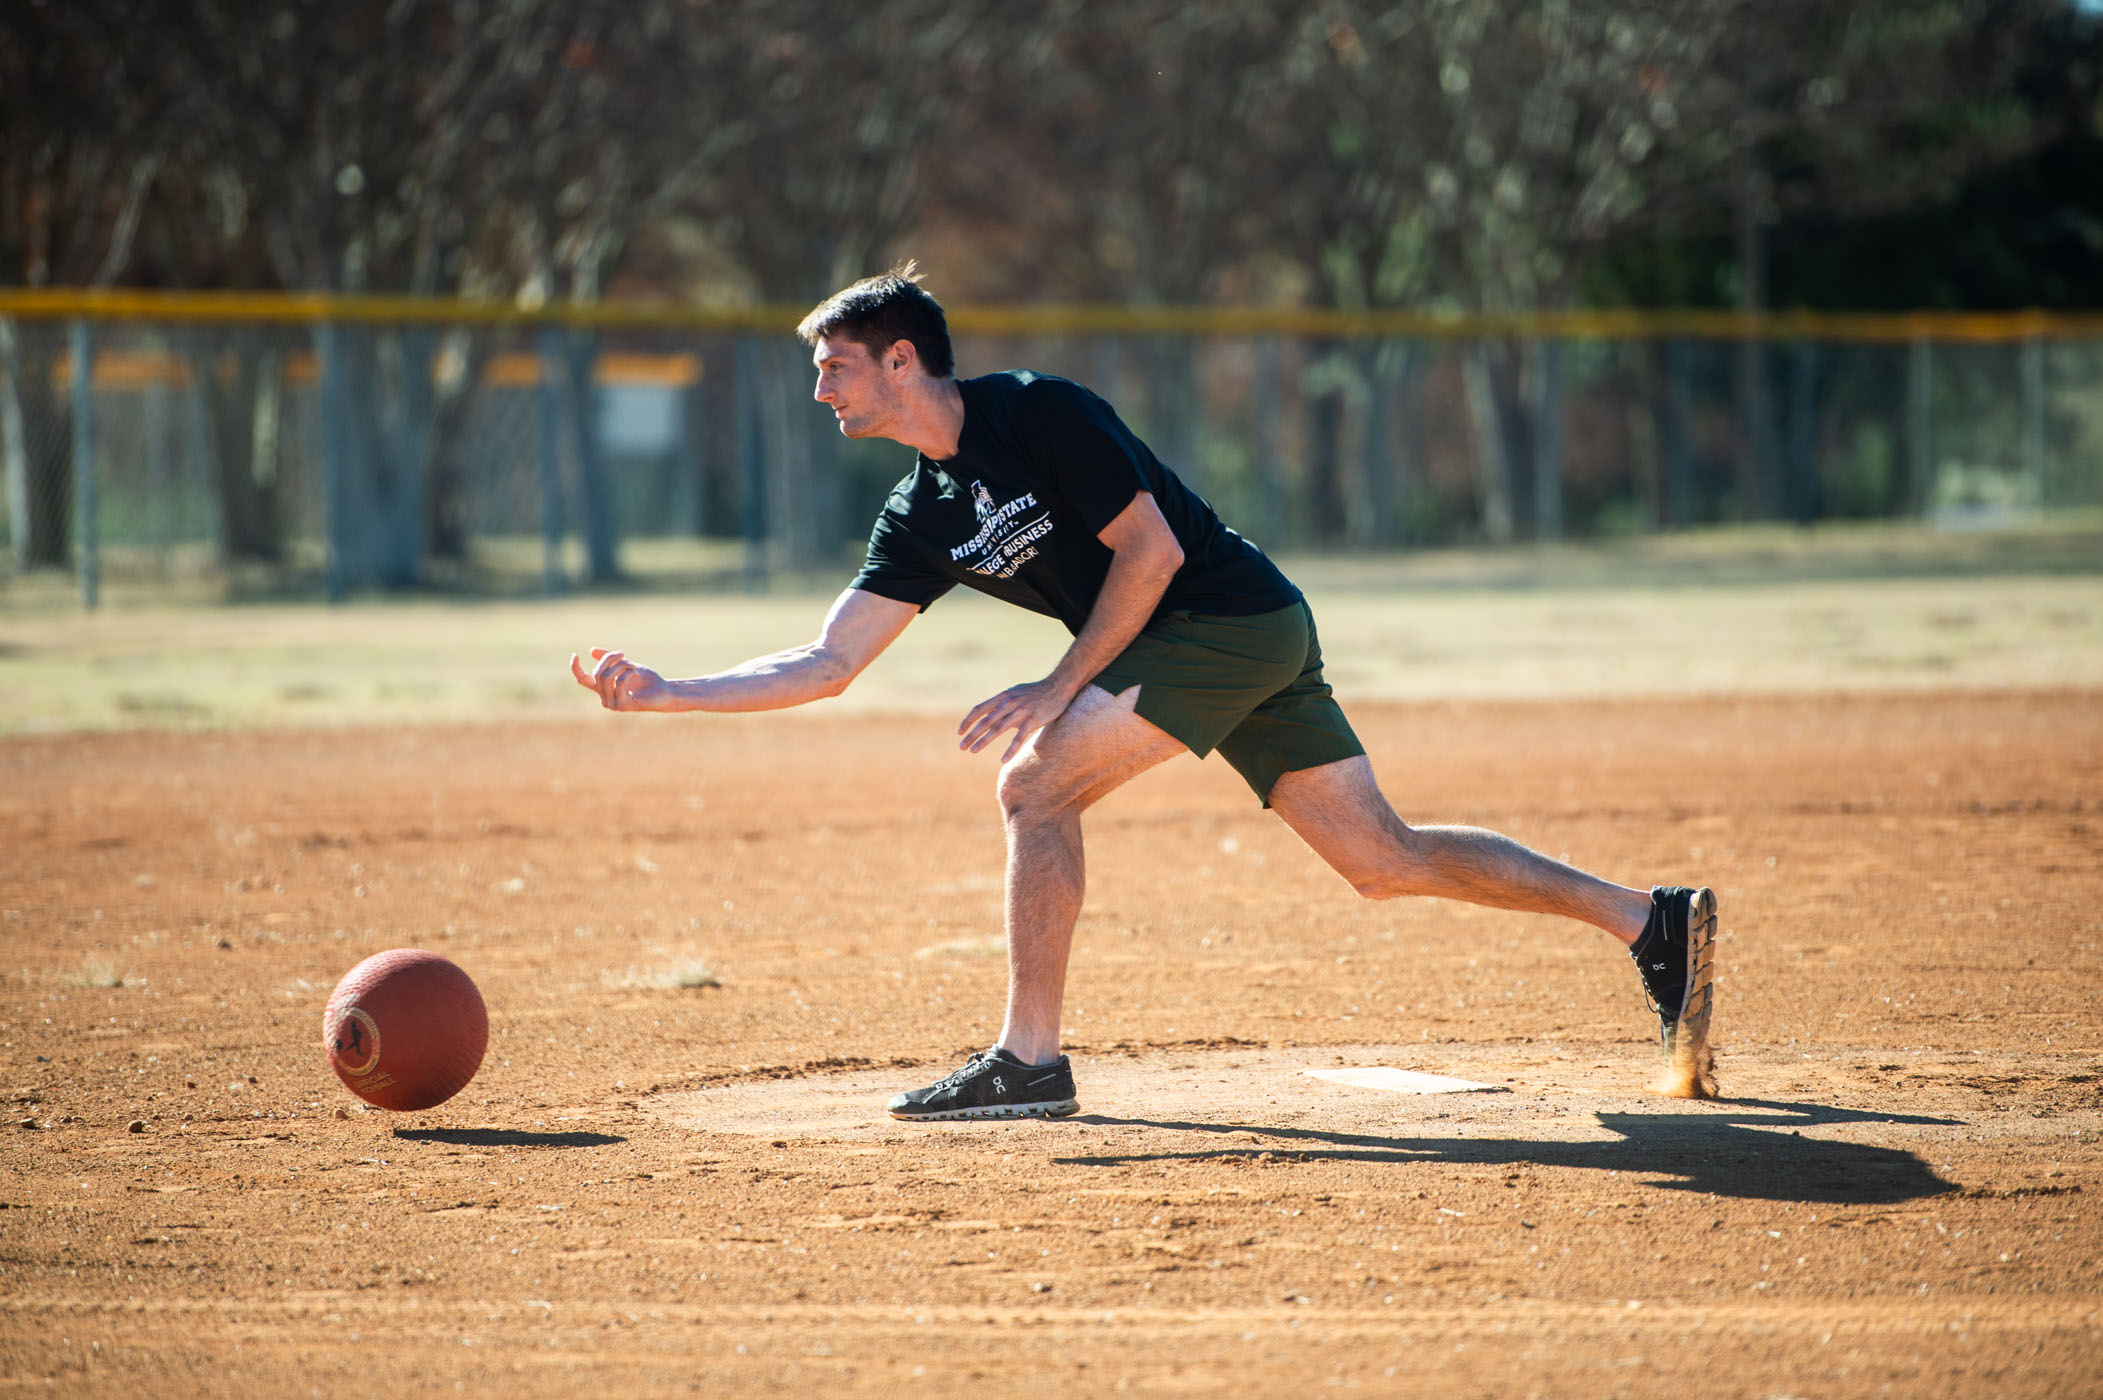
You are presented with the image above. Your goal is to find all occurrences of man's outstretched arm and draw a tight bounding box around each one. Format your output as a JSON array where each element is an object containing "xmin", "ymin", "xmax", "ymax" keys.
[{"xmin": 570, "ymin": 587, "xmax": 919, "ymax": 714}]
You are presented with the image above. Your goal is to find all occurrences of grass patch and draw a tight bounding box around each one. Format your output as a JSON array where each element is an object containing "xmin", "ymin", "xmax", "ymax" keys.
[
  {"xmin": 604, "ymin": 958, "xmax": 721, "ymax": 991},
  {"xmin": 5, "ymin": 518, "xmax": 2101, "ymax": 736},
  {"xmin": 70, "ymin": 956, "xmax": 128, "ymax": 988},
  {"xmin": 913, "ymin": 936, "xmax": 1007, "ymax": 961},
  {"xmin": 114, "ymin": 692, "xmax": 210, "ymax": 717}
]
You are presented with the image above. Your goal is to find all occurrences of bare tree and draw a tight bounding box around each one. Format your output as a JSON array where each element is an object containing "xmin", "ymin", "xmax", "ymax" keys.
[
  {"xmin": 1244, "ymin": 0, "xmax": 2058, "ymax": 532},
  {"xmin": 134, "ymin": 0, "xmax": 728, "ymax": 580},
  {"xmin": 0, "ymin": 1, "xmax": 196, "ymax": 567}
]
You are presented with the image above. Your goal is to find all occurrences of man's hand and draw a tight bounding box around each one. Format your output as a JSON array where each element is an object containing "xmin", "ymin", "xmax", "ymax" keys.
[
  {"xmin": 956, "ymin": 495, "xmax": 1182, "ymax": 764},
  {"xmin": 958, "ymin": 677, "xmax": 1077, "ymax": 761},
  {"xmin": 570, "ymin": 647, "xmax": 674, "ymax": 712}
]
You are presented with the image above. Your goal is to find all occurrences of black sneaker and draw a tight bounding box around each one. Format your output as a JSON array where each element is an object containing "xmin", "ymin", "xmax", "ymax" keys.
[
  {"xmin": 1630, "ymin": 885, "xmax": 1717, "ymax": 1066},
  {"xmin": 887, "ymin": 1047, "xmax": 1079, "ymax": 1121}
]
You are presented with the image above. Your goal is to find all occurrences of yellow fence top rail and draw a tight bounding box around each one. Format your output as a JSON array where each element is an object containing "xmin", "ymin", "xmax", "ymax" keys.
[{"xmin": 2, "ymin": 287, "xmax": 2101, "ymax": 343}]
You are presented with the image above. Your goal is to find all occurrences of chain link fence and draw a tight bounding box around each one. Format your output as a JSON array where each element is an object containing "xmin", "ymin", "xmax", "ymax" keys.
[{"xmin": 4, "ymin": 301, "xmax": 2100, "ymax": 604}]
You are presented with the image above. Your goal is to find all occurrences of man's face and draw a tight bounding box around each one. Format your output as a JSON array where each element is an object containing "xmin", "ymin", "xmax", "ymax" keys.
[{"xmin": 812, "ymin": 335, "xmax": 903, "ymax": 441}]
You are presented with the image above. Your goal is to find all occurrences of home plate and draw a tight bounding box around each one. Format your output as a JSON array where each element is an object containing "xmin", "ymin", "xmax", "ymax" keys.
[{"xmin": 1302, "ymin": 1067, "xmax": 1510, "ymax": 1095}]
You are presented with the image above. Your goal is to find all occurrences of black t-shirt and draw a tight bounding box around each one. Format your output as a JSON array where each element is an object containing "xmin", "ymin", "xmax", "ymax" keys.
[{"xmin": 850, "ymin": 370, "xmax": 1299, "ymax": 633}]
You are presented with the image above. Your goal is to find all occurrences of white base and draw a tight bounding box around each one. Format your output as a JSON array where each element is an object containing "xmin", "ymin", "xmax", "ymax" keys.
[{"xmin": 1302, "ymin": 1067, "xmax": 1509, "ymax": 1095}]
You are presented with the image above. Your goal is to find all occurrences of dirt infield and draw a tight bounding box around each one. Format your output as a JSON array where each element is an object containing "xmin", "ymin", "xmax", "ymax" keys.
[{"xmin": 2, "ymin": 691, "xmax": 2099, "ymax": 1396}]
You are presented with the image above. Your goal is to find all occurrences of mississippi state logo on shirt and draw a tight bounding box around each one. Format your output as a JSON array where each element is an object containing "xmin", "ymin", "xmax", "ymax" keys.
[{"xmin": 950, "ymin": 479, "xmax": 1054, "ymax": 580}]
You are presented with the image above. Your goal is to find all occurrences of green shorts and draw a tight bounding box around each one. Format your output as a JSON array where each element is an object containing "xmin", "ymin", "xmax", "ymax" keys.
[{"xmin": 1089, "ymin": 599, "xmax": 1364, "ymax": 805}]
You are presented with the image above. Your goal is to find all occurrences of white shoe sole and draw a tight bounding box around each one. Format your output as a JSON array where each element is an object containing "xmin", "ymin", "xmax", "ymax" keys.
[
  {"xmin": 1662, "ymin": 886, "xmax": 1718, "ymax": 1092},
  {"xmin": 888, "ymin": 1098, "xmax": 1079, "ymax": 1122}
]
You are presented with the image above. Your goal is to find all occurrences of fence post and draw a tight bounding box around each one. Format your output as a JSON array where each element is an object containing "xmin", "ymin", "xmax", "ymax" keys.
[
  {"xmin": 2020, "ymin": 334, "xmax": 2046, "ymax": 505},
  {"xmin": 1531, "ymin": 337, "xmax": 1564, "ymax": 541},
  {"xmin": 1092, "ymin": 335, "xmax": 1125, "ymax": 407},
  {"xmin": 800, "ymin": 354, "xmax": 841, "ymax": 571},
  {"xmin": 677, "ymin": 374, "xmax": 708, "ymax": 536},
  {"xmin": 1143, "ymin": 334, "xmax": 1199, "ymax": 492},
  {"xmin": 176, "ymin": 340, "xmax": 212, "ymax": 559},
  {"xmin": 1353, "ymin": 339, "xmax": 1392, "ymax": 546},
  {"xmin": 1251, "ymin": 335, "xmax": 1286, "ymax": 547},
  {"xmin": 1736, "ymin": 337, "xmax": 1774, "ymax": 520},
  {"xmin": 1787, "ymin": 340, "xmax": 1818, "ymax": 524},
  {"xmin": 734, "ymin": 333, "xmax": 767, "ymax": 591},
  {"xmin": 535, "ymin": 327, "xmax": 567, "ymax": 594},
  {"xmin": 145, "ymin": 350, "xmax": 171, "ymax": 569},
  {"xmin": 1462, "ymin": 341, "xmax": 1514, "ymax": 543},
  {"xmin": 70, "ymin": 320, "xmax": 98, "ymax": 608},
  {"xmin": 755, "ymin": 336, "xmax": 827, "ymax": 572},
  {"xmin": 1394, "ymin": 341, "xmax": 1425, "ymax": 543},
  {"xmin": 1906, "ymin": 336, "xmax": 1934, "ymax": 515},
  {"xmin": 1664, "ymin": 338, "xmax": 1694, "ymax": 528},
  {"xmin": 384, "ymin": 328, "xmax": 434, "ymax": 588},
  {"xmin": 315, "ymin": 321, "xmax": 350, "ymax": 602},
  {"xmin": 0, "ymin": 319, "xmax": 28, "ymax": 568},
  {"xmin": 565, "ymin": 329, "xmax": 619, "ymax": 583}
]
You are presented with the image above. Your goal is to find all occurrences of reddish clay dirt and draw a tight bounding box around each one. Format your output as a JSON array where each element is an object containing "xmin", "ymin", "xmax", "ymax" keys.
[{"xmin": 2, "ymin": 692, "xmax": 2099, "ymax": 1397}]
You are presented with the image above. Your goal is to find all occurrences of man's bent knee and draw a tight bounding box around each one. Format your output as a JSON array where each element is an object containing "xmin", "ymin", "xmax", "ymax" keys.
[
  {"xmin": 992, "ymin": 686, "xmax": 1183, "ymax": 827},
  {"xmin": 1316, "ymin": 822, "xmax": 1440, "ymax": 901},
  {"xmin": 995, "ymin": 751, "xmax": 1065, "ymax": 827},
  {"xmin": 996, "ymin": 742, "xmax": 1102, "ymax": 826}
]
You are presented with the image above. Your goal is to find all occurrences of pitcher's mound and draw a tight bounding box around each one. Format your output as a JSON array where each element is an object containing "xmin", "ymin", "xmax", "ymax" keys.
[{"xmin": 645, "ymin": 1043, "xmax": 1673, "ymax": 1143}]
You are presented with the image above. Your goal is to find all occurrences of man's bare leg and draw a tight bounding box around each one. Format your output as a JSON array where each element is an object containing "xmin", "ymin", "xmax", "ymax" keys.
[
  {"xmin": 993, "ymin": 685, "xmax": 1187, "ymax": 1064},
  {"xmin": 1267, "ymin": 755, "xmax": 1654, "ymax": 942}
]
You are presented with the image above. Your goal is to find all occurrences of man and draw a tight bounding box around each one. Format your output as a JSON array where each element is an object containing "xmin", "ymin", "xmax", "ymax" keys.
[{"xmin": 571, "ymin": 265, "xmax": 1717, "ymax": 1119}]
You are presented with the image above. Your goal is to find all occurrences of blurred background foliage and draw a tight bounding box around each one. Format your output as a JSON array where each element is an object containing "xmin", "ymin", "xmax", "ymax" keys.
[
  {"xmin": 4, "ymin": 0, "xmax": 2098, "ymax": 313},
  {"xmin": 2, "ymin": 1, "xmax": 2100, "ymax": 596}
]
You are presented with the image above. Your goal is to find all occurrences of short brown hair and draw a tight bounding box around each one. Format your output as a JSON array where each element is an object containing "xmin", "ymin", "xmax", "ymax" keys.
[{"xmin": 795, "ymin": 261, "xmax": 954, "ymax": 378}]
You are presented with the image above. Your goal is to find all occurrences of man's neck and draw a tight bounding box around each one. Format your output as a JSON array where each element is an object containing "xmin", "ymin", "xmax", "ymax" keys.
[{"xmin": 894, "ymin": 375, "xmax": 966, "ymax": 461}]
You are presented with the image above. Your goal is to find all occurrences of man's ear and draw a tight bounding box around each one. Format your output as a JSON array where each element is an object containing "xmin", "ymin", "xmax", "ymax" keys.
[{"xmin": 887, "ymin": 339, "xmax": 915, "ymax": 375}]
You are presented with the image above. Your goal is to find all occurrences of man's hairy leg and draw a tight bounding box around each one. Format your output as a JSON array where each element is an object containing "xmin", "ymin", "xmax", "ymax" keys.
[
  {"xmin": 994, "ymin": 685, "xmax": 1186, "ymax": 1065},
  {"xmin": 1268, "ymin": 756, "xmax": 1653, "ymax": 943}
]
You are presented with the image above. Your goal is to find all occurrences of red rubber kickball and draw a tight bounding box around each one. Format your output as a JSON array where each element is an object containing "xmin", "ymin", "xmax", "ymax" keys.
[{"xmin": 323, "ymin": 949, "xmax": 488, "ymax": 1111}]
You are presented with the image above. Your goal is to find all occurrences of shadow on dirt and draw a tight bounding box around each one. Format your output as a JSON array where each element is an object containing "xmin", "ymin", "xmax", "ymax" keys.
[
  {"xmin": 1060, "ymin": 1098, "xmax": 1960, "ymax": 1204},
  {"xmin": 391, "ymin": 1127, "xmax": 626, "ymax": 1148}
]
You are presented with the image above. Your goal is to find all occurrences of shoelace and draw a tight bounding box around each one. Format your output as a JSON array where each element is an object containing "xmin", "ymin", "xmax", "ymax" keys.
[{"xmin": 928, "ymin": 1052, "xmax": 989, "ymax": 1090}]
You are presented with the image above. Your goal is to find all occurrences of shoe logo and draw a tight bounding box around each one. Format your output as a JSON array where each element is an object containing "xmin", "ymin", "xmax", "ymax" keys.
[{"xmin": 992, "ymin": 1075, "xmax": 1007, "ymax": 1094}]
